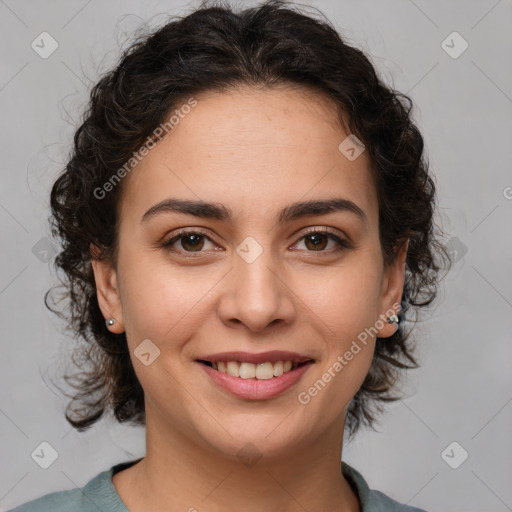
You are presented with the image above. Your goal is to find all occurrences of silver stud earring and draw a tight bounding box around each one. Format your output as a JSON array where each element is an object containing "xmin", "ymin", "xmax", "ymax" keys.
[
  {"xmin": 106, "ymin": 318, "xmax": 117, "ymax": 327},
  {"xmin": 387, "ymin": 314, "xmax": 399, "ymax": 324}
]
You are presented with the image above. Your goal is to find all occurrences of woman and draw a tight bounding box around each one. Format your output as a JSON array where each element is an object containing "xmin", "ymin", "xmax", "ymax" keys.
[{"xmin": 9, "ymin": 0, "xmax": 447, "ymax": 510}]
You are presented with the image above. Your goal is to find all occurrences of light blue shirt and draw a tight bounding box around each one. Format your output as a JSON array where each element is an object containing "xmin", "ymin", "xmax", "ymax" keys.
[{"xmin": 8, "ymin": 458, "xmax": 428, "ymax": 511}]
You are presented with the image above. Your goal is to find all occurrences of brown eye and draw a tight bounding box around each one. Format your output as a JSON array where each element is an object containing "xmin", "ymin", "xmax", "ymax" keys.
[
  {"xmin": 161, "ymin": 228, "xmax": 351, "ymax": 257},
  {"xmin": 179, "ymin": 234, "xmax": 206, "ymax": 252},
  {"xmin": 162, "ymin": 230, "xmax": 217, "ymax": 254},
  {"xmin": 303, "ymin": 233, "xmax": 329, "ymax": 251},
  {"xmin": 294, "ymin": 229, "xmax": 351, "ymax": 253}
]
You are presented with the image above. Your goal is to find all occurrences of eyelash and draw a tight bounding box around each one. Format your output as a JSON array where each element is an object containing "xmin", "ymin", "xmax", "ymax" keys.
[{"xmin": 160, "ymin": 227, "xmax": 352, "ymax": 257}]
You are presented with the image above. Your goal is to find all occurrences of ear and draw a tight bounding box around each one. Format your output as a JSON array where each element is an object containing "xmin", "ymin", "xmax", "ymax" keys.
[
  {"xmin": 90, "ymin": 243, "xmax": 125, "ymax": 334},
  {"xmin": 376, "ymin": 239, "xmax": 408, "ymax": 338}
]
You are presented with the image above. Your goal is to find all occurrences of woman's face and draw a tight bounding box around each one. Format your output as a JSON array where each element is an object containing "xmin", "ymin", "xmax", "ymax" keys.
[{"xmin": 93, "ymin": 85, "xmax": 405, "ymax": 459}]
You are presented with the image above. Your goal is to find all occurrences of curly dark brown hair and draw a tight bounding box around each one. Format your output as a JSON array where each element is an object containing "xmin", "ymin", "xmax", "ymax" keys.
[{"xmin": 45, "ymin": 0, "xmax": 449, "ymax": 440}]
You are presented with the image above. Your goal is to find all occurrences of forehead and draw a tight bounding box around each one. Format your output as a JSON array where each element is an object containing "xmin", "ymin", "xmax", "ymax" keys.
[{"xmin": 118, "ymin": 85, "xmax": 377, "ymax": 228}]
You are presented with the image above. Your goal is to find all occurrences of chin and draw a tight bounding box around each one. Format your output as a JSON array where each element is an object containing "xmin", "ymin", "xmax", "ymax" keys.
[{"xmin": 195, "ymin": 419, "xmax": 310, "ymax": 462}]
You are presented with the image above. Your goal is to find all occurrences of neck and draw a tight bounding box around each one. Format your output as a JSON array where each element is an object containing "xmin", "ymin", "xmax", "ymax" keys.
[{"xmin": 113, "ymin": 406, "xmax": 361, "ymax": 512}]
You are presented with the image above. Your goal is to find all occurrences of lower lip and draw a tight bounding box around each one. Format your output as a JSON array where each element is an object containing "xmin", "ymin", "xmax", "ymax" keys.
[{"xmin": 197, "ymin": 361, "xmax": 314, "ymax": 400}]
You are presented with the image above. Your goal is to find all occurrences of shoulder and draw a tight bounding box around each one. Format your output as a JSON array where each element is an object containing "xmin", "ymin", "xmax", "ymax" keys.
[
  {"xmin": 6, "ymin": 466, "xmax": 128, "ymax": 512},
  {"xmin": 342, "ymin": 461, "xmax": 429, "ymax": 512},
  {"xmin": 363, "ymin": 488, "xmax": 429, "ymax": 512},
  {"xmin": 6, "ymin": 487, "xmax": 88, "ymax": 512}
]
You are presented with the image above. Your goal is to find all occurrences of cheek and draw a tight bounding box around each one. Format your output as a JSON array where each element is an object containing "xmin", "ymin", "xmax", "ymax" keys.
[
  {"xmin": 117, "ymin": 249, "xmax": 215, "ymax": 343},
  {"xmin": 302, "ymin": 257, "xmax": 383, "ymax": 327},
  {"xmin": 117, "ymin": 248, "xmax": 170, "ymax": 338},
  {"xmin": 299, "ymin": 261, "xmax": 381, "ymax": 382}
]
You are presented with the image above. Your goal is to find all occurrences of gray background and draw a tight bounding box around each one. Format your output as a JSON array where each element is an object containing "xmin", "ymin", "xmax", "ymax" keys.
[{"xmin": 1, "ymin": 0, "xmax": 511, "ymax": 510}]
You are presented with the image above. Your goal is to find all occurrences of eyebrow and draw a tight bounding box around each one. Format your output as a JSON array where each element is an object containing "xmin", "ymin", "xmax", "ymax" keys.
[{"xmin": 141, "ymin": 197, "xmax": 367, "ymax": 226}]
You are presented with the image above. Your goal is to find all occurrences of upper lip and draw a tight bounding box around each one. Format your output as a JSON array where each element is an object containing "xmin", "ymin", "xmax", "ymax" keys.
[{"xmin": 196, "ymin": 350, "xmax": 315, "ymax": 364}]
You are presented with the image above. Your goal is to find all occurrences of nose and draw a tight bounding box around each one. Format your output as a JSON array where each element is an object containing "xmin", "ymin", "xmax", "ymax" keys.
[{"xmin": 217, "ymin": 244, "xmax": 295, "ymax": 332}]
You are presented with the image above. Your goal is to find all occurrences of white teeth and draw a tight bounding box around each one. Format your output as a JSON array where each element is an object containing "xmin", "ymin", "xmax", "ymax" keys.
[
  {"xmin": 227, "ymin": 361, "xmax": 240, "ymax": 377},
  {"xmin": 239, "ymin": 362, "xmax": 256, "ymax": 379},
  {"xmin": 273, "ymin": 360, "xmax": 284, "ymax": 377},
  {"xmin": 256, "ymin": 362, "xmax": 274, "ymax": 380},
  {"xmin": 212, "ymin": 360, "xmax": 301, "ymax": 379}
]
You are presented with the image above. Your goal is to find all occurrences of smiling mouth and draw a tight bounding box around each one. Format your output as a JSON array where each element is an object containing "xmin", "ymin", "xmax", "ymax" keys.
[{"xmin": 197, "ymin": 359, "xmax": 313, "ymax": 380}]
